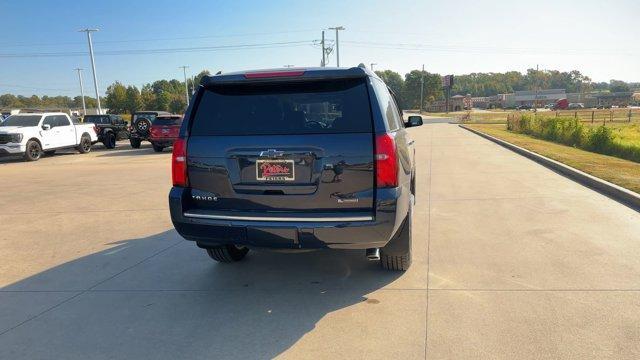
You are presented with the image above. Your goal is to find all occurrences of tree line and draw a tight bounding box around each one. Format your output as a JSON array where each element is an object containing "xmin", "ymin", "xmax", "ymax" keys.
[
  {"xmin": 0, "ymin": 93, "xmax": 98, "ymax": 110},
  {"xmin": 1, "ymin": 68, "xmax": 637, "ymax": 112},
  {"xmin": 377, "ymin": 68, "xmax": 639, "ymax": 109}
]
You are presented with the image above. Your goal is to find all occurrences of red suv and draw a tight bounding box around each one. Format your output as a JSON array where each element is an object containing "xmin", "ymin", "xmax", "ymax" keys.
[{"xmin": 149, "ymin": 115, "xmax": 183, "ymax": 152}]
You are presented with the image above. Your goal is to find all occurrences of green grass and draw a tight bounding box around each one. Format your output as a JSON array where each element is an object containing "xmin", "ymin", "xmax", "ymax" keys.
[
  {"xmin": 507, "ymin": 114, "xmax": 640, "ymax": 163},
  {"xmin": 466, "ymin": 124, "xmax": 640, "ymax": 194},
  {"xmin": 422, "ymin": 108, "xmax": 640, "ymax": 125}
]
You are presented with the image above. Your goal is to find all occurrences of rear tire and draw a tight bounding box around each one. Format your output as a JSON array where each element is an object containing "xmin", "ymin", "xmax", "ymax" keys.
[
  {"xmin": 380, "ymin": 201, "xmax": 412, "ymax": 271},
  {"xmin": 24, "ymin": 140, "xmax": 42, "ymax": 161},
  {"xmin": 77, "ymin": 135, "xmax": 92, "ymax": 154},
  {"xmin": 103, "ymin": 132, "xmax": 116, "ymax": 149},
  {"xmin": 130, "ymin": 138, "xmax": 141, "ymax": 149},
  {"xmin": 152, "ymin": 143, "xmax": 164, "ymax": 152},
  {"xmin": 205, "ymin": 245, "xmax": 249, "ymax": 263}
]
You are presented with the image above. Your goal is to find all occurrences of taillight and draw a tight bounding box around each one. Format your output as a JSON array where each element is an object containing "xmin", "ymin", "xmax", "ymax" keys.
[
  {"xmin": 244, "ymin": 70, "xmax": 305, "ymax": 79},
  {"xmin": 172, "ymin": 138, "xmax": 188, "ymax": 187},
  {"xmin": 375, "ymin": 133, "xmax": 398, "ymax": 188}
]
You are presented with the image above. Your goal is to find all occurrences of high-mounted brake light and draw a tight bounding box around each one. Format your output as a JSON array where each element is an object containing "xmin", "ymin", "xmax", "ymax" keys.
[
  {"xmin": 172, "ymin": 138, "xmax": 188, "ymax": 187},
  {"xmin": 375, "ymin": 133, "xmax": 398, "ymax": 188},
  {"xmin": 244, "ymin": 70, "xmax": 305, "ymax": 79}
]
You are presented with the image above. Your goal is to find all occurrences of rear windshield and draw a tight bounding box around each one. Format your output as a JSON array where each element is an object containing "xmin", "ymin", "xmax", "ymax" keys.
[
  {"xmin": 84, "ymin": 116, "xmax": 111, "ymax": 124},
  {"xmin": 191, "ymin": 79, "xmax": 372, "ymax": 136},
  {"xmin": 153, "ymin": 117, "xmax": 181, "ymax": 126},
  {"xmin": 133, "ymin": 114, "xmax": 157, "ymax": 123}
]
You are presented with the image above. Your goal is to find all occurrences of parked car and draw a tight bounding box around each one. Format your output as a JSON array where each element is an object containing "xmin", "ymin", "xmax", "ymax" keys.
[
  {"xmin": 568, "ymin": 103, "xmax": 585, "ymax": 109},
  {"xmin": 516, "ymin": 104, "xmax": 532, "ymax": 111},
  {"xmin": 149, "ymin": 115, "xmax": 182, "ymax": 152},
  {"xmin": 83, "ymin": 114, "xmax": 129, "ymax": 149},
  {"xmin": 169, "ymin": 67, "xmax": 421, "ymax": 271},
  {"xmin": 129, "ymin": 111, "xmax": 171, "ymax": 148},
  {"xmin": 0, "ymin": 112, "xmax": 97, "ymax": 161}
]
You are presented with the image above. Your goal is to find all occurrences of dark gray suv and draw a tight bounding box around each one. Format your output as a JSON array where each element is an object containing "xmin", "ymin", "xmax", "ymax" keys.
[{"xmin": 169, "ymin": 67, "xmax": 422, "ymax": 270}]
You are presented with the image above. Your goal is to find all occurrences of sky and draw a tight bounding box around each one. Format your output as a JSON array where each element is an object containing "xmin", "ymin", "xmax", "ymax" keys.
[{"xmin": 1, "ymin": 0, "xmax": 638, "ymax": 97}]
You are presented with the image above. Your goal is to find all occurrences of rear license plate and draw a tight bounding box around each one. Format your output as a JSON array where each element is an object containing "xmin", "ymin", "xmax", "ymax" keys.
[{"xmin": 256, "ymin": 159, "xmax": 295, "ymax": 181}]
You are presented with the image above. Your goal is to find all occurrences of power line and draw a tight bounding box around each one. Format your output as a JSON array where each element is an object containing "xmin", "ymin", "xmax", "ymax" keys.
[
  {"xmin": 0, "ymin": 29, "xmax": 320, "ymax": 48},
  {"xmin": 343, "ymin": 40, "xmax": 640, "ymax": 56},
  {"xmin": 0, "ymin": 40, "xmax": 315, "ymax": 58},
  {"xmin": 0, "ymin": 83, "xmax": 76, "ymax": 92}
]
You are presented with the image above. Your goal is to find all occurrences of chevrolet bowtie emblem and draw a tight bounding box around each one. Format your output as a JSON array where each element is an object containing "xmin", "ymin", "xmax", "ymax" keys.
[{"xmin": 259, "ymin": 149, "xmax": 285, "ymax": 158}]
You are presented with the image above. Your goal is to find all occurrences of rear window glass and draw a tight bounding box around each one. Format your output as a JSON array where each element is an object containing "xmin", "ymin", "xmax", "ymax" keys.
[
  {"xmin": 191, "ymin": 79, "xmax": 372, "ymax": 135},
  {"xmin": 84, "ymin": 116, "xmax": 110, "ymax": 124},
  {"xmin": 153, "ymin": 117, "xmax": 181, "ymax": 126},
  {"xmin": 133, "ymin": 114, "xmax": 157, "ymax": 123}
]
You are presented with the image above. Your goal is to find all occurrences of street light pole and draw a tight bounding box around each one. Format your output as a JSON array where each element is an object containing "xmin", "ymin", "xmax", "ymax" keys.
[
  {"xmin": 74, "ymin": 68, "xmax": 86, "ymax": 116},
  {"xmin": 321, "ymin": 31, "xmax": 326, "ymax": 67},
  {"xmin": 79, "ymin": 29, "xmax": 102, "ymax": 114},
  {"xmin": 328, "ymin": 26, "xmax": 345, "ymax": 67},
  {"xmin": 420, "ymin": 64, "xmax": 425, "ymax": 113},
  {"xmin": 180, "ymin": 65, "xmax": 190, "ymax": 105}
]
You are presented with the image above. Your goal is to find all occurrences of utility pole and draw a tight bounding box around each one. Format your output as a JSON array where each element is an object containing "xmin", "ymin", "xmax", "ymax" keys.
[
  {"xmin": 420, "ymin": 64, "xmax": 425, "ymax": 113},
  {"xmin": 321, "ymin": 31, "xmax": 326, "ymax": 67},
  {"xmin": 328, "ymin": 26, "xmax": 345, "ymax": 67},
  {"xmin": 179, "ymin": 65, "xmax": 190, "ymax": 105},
  {"xmin": 534, "ymin": 64, "xmax": 539, "ymax": 112},
  {"xmin": 79, "ymin": 29, "xmax": 101, "ymax": 114},
  {"xmin": 74, "ymin": 68, "xmax": 86, "ymax": 116},
  {"xmin": 370, "ymin": 63, "xmax": 377, "ymax": 71}
]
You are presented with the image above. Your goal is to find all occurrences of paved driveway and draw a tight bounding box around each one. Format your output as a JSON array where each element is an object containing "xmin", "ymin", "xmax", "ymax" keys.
[{"xmin": 1, "ymin": 124, "xmax": 639, "ymax": 359}]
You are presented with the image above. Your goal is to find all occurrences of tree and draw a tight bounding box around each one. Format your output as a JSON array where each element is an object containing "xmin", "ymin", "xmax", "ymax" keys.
[
  {"xmin": 403, "ymin": 70, "xmax": 443, "ymax": 109},
  {"xmin": 105, "ymin": 82, "xmax": 128, "ymax": 113},
  {"xmin": 609, "ymin": 80, "xmax": 631, "ymax": 93},
  {"xmin": 124, "ymin": 86, "xmax": 143, "ymax": 114},
  {"xmin": 140, "ymin": 84, "xmax": 155, "ymax": 110},
  {"xmin": 375, "ymin": 70, "xmax": 405, "ymax": 107},
  {"xmin": 154, "ymin": 91, "xmax": 172, "ymax": 111},
  {"xmin": 169, "ymin": 97, "xmax": 187, "ymax": 114}
]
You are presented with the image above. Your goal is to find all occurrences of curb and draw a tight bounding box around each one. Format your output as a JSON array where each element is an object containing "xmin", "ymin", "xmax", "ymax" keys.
[{"xmin": 459, "ymin": 124, "xmax": 640, "ymax": 212}]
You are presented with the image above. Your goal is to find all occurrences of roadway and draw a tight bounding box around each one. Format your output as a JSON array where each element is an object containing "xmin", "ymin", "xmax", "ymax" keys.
[{"xmin": 1, "ymin": 122, "xmax": 639, "ymax": 359}]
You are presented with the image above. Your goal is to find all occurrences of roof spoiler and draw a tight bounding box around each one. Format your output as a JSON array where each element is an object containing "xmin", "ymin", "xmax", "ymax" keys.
[{"xmin": 201, "ymin": 67, "xmax": 368, "ymax": 86}]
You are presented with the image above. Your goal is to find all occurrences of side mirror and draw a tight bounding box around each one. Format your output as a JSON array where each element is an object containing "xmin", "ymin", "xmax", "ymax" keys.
[
  {"xmin": 406, "ymin": 116, "xmax": 423, "ymax": 127},
  {"xmin": 42, "ymin": 124, "xmax": 51, "ymax": 131}
]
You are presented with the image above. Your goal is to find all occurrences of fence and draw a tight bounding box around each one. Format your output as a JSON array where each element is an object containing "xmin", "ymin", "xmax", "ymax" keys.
[{"xmin": 493, "ymin": 109, "xmax": 640, "ymax": 125}]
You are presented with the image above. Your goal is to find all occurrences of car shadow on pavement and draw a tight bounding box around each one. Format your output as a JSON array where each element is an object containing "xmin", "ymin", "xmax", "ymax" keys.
[{"xmin": 0, "ymin": 230, "xmax": 401, "ymax": 359}]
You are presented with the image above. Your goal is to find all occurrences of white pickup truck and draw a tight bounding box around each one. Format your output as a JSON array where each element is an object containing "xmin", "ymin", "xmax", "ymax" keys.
[{"xmin": 0, "ymin": 112, "xmax": 98, "ymax": 161}]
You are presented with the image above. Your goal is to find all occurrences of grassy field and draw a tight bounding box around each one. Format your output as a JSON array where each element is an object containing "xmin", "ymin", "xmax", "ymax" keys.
[
  {"xmin": 585, "ymin": 122, "xmax": 640, "ymax": 147},
  {"xmin": 420, "ymin": 108, "xmax": 640, "ymax": 124},
  {"xmin": 466, "ymin": 123, "xmax": 640, "ymax": 194}
]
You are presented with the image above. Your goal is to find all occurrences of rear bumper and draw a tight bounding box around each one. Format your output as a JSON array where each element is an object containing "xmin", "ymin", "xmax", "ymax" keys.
[
  {"xmin": 169, "ymin": 186, "xmax": 409, "ymax": 250},
  {"xmin": 149, "ymin": 138, "xmax": 177, "ymax": 146}
]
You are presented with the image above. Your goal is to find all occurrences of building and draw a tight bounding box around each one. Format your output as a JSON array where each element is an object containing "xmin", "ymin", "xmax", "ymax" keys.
[
  {"xmin": 592, "ymin": 92, "xmax": 634, "ymax": 107},
  {"xmin": 513, "ymin": 89, "xmax": 566, "ymax": 107},
  {"xmin": 426, "ymin": 95, "xmax": 468, "ymax": 112}
]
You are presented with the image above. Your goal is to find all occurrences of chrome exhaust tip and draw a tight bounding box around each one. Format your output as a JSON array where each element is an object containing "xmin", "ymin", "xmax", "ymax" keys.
[{"xmin": 366, "ymin": 248, "xmax": 380, "ymax": 261}]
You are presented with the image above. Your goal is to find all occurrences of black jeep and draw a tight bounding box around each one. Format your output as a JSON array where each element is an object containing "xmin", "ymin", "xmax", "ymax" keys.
[
  {"xmin": 129, "ymin": 111, "xmax": 171, "ymax": 148},
  {"xmin": 84, "ymin": 114, "xmax": 129, "ymax": 149}
]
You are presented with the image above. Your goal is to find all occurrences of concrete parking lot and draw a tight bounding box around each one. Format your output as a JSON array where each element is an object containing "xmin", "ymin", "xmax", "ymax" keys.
[{"xmin": 1, "ymin": 122, "xmax": 640, "ymax": 359}]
